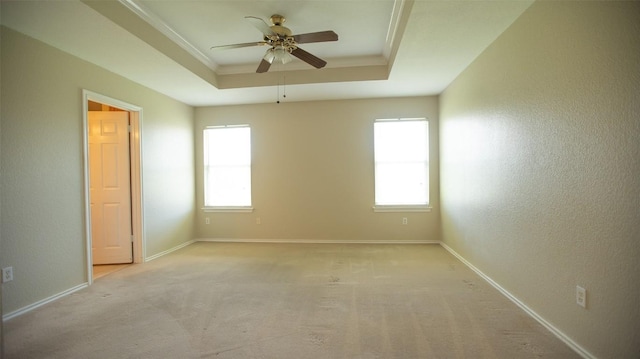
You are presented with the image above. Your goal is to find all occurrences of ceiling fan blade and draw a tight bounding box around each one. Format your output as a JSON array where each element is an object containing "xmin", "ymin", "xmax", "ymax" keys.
[
  {"xmin": 256, "ymin": 59, "xmax": 272, "ymax": 73},
  {"xmin": 245, "ymin": 16, "xmax": 276, "ymax": 36},
  {"xmin": 210, "ymin": 41, "xmax": 267, "ymax": 50},
  {"xmin": 291, "ymin": 47, "xmax": 327, "ymax": 69},
  {"xmin": 293, "ymin": 30, "xmax": 338, "ymax": 44}
]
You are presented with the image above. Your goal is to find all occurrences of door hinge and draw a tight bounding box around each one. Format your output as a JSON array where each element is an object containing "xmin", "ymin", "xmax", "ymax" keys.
[
  {"xmin": 128, "ymin": 125, "xmax": 132, "ymax": 133},
  {"xmin": 131, "ymin": 235, "xmax": 134, "ymax": 242}
]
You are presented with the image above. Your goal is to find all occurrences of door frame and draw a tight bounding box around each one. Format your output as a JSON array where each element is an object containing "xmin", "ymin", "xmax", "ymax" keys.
[{"xmin": 82, "ymin": 90, "xmax": 145, "ymax": 284}]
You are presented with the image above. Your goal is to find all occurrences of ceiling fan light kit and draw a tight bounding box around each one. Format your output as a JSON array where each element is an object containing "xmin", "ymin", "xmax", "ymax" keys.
[
  {"xmin": 264, "ymin": 45, "xmax": 293, "ymax": 65},
  {"xmin": 211, "ymin": 14, "xmax": 338, "ymax": 73}
]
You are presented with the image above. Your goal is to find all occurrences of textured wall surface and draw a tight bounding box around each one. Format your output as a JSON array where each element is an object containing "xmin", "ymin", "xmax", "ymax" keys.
[
  {"xmin": 0, "ymin": 27, "xmax": 195, "ymax": 314},
  {"xmin": 195, "ymin": 97, "xmax": 440, "ymax": 242},
  {"xmin": 440, "ymin": 2, "xmax": 640, "ymax": 358}
]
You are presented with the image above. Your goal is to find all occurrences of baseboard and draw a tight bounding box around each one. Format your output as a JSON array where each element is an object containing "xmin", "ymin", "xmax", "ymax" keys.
[
  {"xmin": 145, "ymin": 239, "xmax": 195, "ymax": 262},
  {"xmin": 2, "ymin": 283, "xmax": 88, "ymax": 322},
  {"xmin": 3, "ymin": 240, "xmax": 195, "ymax": 322},
  {"xmin": 196, "ymin": 238, "xmax": 440, "ymax": 244},
  {"xmin": 439, "ymin": 242, "xmax": 596, "ymax": 359}
]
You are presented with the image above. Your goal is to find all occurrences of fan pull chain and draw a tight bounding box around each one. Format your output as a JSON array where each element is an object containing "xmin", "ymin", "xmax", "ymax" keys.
[
  {"xmin": 283, "ymin": 75, "xmax": 287, "ymax": 99},
  {"xmin": 276, "ymin": 73, "xmax": 287, "ymax": 104}
]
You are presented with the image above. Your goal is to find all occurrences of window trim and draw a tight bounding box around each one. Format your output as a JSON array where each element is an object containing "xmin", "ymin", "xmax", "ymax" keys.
[
  {"xmin": 202, "ymin": 206, "xmax": 254, "ymax": 213},
  {"xmin": 373, "ymin": 118, "xmax": 430, "ymax": 210},
  {"xmin": 203, "ymin": 124, "xmax": 252, "ymax": 211},
  {"xmin": 372, "ymin": 205, "xmax": 432, "ymax": 213}
]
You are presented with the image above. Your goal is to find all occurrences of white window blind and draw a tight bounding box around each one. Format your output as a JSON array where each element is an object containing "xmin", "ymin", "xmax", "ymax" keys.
[
  {"xmin": 203, "ymin": 125, "xmax": 252, "ymax": 208},
  {"xmin": 374, "ymin": 119, "xmax": 429, "ymax": 207}
]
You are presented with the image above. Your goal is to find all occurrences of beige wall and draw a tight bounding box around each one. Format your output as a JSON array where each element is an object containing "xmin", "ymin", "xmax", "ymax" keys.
[
  {"xmin": 195, "ymin": 97, "xmax": 440, "ymax": 242},
  {"xmin": 0, "ymin": 27, "xmax": 196, "ymax": 314},
  {"xmin": 440, "ymin": 2, "xmax": 640, "ymax": 358}
]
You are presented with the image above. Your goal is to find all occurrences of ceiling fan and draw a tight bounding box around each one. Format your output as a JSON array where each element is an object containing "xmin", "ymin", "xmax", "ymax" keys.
[{"xmin": 211, "ymin": 14, "xmax": 338, "ymax": 73}]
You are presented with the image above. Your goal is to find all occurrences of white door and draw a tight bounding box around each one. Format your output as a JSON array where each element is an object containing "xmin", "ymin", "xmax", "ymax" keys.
[{"xmin": 89, "ymin": 111, "xmax": 133, "ymax": 264}]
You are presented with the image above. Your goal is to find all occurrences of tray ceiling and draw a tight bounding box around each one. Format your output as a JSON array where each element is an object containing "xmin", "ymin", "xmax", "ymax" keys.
[{"xmin": 0, "ymin": 0, "xmax": 534, "ymax": 106}]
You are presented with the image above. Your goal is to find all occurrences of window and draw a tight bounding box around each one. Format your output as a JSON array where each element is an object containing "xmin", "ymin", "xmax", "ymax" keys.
[
  {"xmin": 203, "ymin": 125, "xmax": 252, "ymax": 210},
  {"xmin": 374, "ymin": 119, "xmax": 429, "ymax": 210}
]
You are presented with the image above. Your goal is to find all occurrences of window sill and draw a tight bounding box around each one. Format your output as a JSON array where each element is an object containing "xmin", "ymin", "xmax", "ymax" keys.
[
  {"xmin": 202, "ymin": 206, "xmax": 254, "ymax": 213},
  {"xmin": 372, "ymin": 205, "xmax": 432, "ymax": 213}
]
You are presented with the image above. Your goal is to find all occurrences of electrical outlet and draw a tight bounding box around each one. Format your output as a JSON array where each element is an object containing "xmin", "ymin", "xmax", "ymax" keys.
[
  {"xmin": 576, "ymin": 285, "xmax": 586, "ymax": 308},
  {"xmin": 402, "ymin": 217, "xmax": 408, "ymax": 225},
  {"xmin": 205, "ymin": 217, "xmax": 210, "ymax": 225},
  {"xmin": 2, "ymin": 267, "xmax": 13, "ymax": 283},
  {"xmin": 256, "ymin": 217, "xmax": 261, "ymax": 225}
]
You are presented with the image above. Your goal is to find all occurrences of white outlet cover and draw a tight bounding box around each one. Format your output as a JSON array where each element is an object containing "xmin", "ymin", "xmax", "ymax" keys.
[
  {"xmin": 576, "ymin": 285, "xmax": 586, "ymax": 308},
  {"xmin": 2, "ymin": 267, "xmax": 13, "ymax": 283}
]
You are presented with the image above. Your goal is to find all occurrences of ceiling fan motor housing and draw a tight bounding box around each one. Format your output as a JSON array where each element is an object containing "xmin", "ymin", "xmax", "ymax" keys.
[
  {"xmin": 269, "ymin": 15, "xmax": 292, "ymax": 37},
  {"xmin": 270, "ymin": 14, "xmax": 285, "ymax": 26}
]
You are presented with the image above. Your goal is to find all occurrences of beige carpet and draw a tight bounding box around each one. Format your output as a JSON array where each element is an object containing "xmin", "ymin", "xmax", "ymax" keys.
[
  {"xmin": 92, "ymin": 264, "xmax": 132, "ymax": 281},
  {"xmin": 5, "ymin": 242, "xmax": 578, "ymax": 358}
]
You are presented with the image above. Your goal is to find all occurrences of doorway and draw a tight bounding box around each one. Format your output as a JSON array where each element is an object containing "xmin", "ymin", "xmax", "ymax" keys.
[{"xmin": 82, "ymin": 90, "xmax": 144, "ymax": 284}]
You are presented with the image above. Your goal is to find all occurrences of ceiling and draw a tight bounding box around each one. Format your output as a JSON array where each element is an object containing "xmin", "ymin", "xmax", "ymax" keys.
[{"xmin": 1, "ymin": 0, "xmax": 534, "ymax": 107}]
